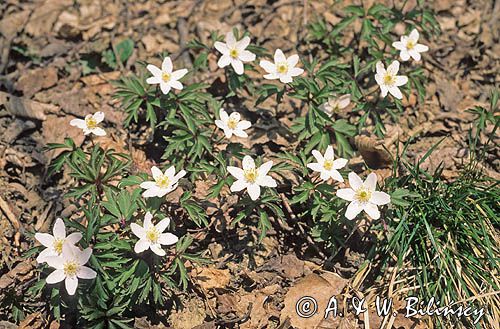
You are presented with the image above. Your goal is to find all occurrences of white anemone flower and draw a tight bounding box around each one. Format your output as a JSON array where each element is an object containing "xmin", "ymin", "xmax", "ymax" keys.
[
  {"xmin": 130, "ymin": 212, "xmax": 178, "ymax": 256},
  {"xmin": 140, "ymin": 166, "xmax": 186, "ymax": 198},
  {"xmin": 214, "ymin": 31, "xmax": 256, "ymax": 75},
  {"xmin": 374, "ymin": 61, "xmax": 408, "ymax": 99},
  {"xmin": 392, "ymin": 29, "xmax": 429, "ymax": 62},
  {"xmin": 215, "ymin": 108, "xmax": 251, "ymax": 139},
  {"xmin": 319, "ymin": 94, "xmax": 351, "ymax": 116},
  {"xmin": 35, "ymin": 218, "xmax": 82, "ymax": 264},
  {"xmin": 307, "ymin": 146, "xmax": 348, "ymax": 182},
  {"xmin": 45, "ymin": 244, "xmax": 97, "ymax": 295},
  {"xmin": 70, "ymin": 111, "xmax": 106, "ymax": 136},
  {"xmin": 259, "ymin": 49, "xmax": 304, "ymax": 83},
  {"xmin": 227, "ymin": 155, "xmax": 277, "ymax": 201},
  {"xmin": 146, "ymin": 57, "xmax": 188, "ymax": 95},
  {"xmin": 336, "ymin": 172, "xmax": 391, "ymax": 220}
]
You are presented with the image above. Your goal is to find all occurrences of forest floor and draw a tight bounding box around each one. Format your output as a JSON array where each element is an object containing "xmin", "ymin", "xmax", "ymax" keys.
[{"xmin": 0, "ymin": 0, "xmax": 498, "ymax": 328}]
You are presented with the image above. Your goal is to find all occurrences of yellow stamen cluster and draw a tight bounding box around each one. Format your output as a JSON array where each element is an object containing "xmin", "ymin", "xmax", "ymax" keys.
[
  {"xmin": 323, "ymin": 159, "xmax": 334, "ymax": 171},
  {"xmin": 355, "ymin": 188, "xmax": 372, "ymax": 203},
  {"xmin": 383, "ymin": 74, "xmax": 396, "ymax": 86},
  {"xmin": 53, "ymin": 239, "xmax": 64, "ymax": 254},
  {"xmin": 277, "ymin": 63, "xmax": 288, "ymax": 74},
  {"xmin": 227, "ymin": 118, "xmax": 239, "ymax": 129},
  {"xmin": 146, "ymin": 227, "xmax": 160, "ymax": 243},
  {"xmin": 155, "ymin": 175, "xmax": 171, "ymax": 189},
  {"xmin": 229, "ymin": 49, "xmax": 239, "ymax": 58},
  {"xmin": 244, "ymin": 168, "xmax": 258, "ymax": 184},
  {"xmin": 85, "ymin": 117, "xmax": 97, "ymax": 129},
  {"xmin": 406, "ymin": 40, "xmax": 415, "ymax": 50},
  {"xmin": 64, "ymin": 261, "xmax": 79, "ymax": 277},
  {"xmin": 162, "ymin": 73, "xmax": 171, "ymax": 82}
]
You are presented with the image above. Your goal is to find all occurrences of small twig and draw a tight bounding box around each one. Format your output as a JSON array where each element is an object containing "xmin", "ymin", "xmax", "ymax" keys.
[
  {"xmin": 216, "ymin": 302, "xmax": 253, "ymax": 325},
  {"xmin": 0, "ymin": 195, "xmax": 21, "ymax": 232}
]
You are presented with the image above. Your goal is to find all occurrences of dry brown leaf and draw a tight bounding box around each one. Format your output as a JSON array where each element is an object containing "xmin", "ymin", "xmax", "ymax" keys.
[
  {"xmin": 355, "ymin": 135, "xmax": 392, "ymax": 169},
  {"xmin": 0, "ymin": 92, "xmax": 58, "ymax": 121},
  {"xmin": 192, "ymin": 267, "xmax": 231, "ymax": 291},
  {"xmin": 280, "ymin": 273, "xmax": 348, "ymax": 329},
  {"xmin": 25, "ymin": 0, "xmax": 73, "ymax": 37},
  {"xmin": 168, "ymin": 297, "xmax": 206, "ymax": 329},
  {"xmin": 240, "ymin": 284, "xmax": 280, "ymax": 329},
  {"xmin": 0, "ymin": 10, "xmax": 31, "ymax": 39},
  {"xmin": 15, "ymin": 67, "xmax": 59, "ymax": 97},
  {"xmin": 42, "ymin": 114, "xmax": 85, "ymax": 160}
]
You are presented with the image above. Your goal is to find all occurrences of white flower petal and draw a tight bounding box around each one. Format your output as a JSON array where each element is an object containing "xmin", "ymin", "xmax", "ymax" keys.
[
  {"xmin": 158, "ymin": 233, "xmax": 178, "ymax": 246},
  {"xmin": 380, "ymin": 85, "xmax": 389, "ymax": 97},
  {"xmin": 414, "ymin": 44, "xmax": 428, "ymax": 53},
  {"xmin": 409, "ymin": 50, "xmax": 421, "ymax": 61},
  {"xmin": 66, "ymin": 232, "xmax": 82, "ymax": 245},
  {"xmin": 144, "ymin": 212, "xmax": 153, "ymax": 229},
  {"xmin": 146, "ymin": 64, "xmax": 162, "ymax": 77},
  {"xmin": 230, "ymin": 179, "xmax": 248, "ymax": 192},
  {"xmin": 69, "ymin": 119, "xmax": 86, "ymax": 129},
  {"xmin": 36, "ymin": 248, "xmax": 56, "ymax": 263},
  {"xmin": 259, "ymin": 60, "xmax": 275, "ymax": 73},
  {"xmin": 91, "ymin": 127, "xmax": 106, "ymax": 136},
  {"xmin": 93, "ymin": 112, "xmax": 104, "ymax": 123},
  {"xmin": 134, "ymin": 239, "xmax": 150, "ymax": 254},
  {"xmin": 227, "ymin": 166, "xmax": 244, "ymax": 180},
  {"xmin": 279, "ymin": 74, "xmax": 293, "ymax": 84},
  {"xmin": 395, "ymin": 75, "xmax": 408, "ymax": 86},
  {"xmin": 370, "ymin": 191, "xmax": 391, "ymax": 205},
  {"xmin": 235, "ymin": 36, "xmax": 250, "ymax": 51},
  {"xmin": 242, "ymin": 155, "xmax": 255, "ymax": 170},
  {"xmin": 311, "ymin": 150, "xmax": 324, "ymax": 163},
  {"xmin": 274, "ymin": 49, "xmax": 286, "ymax": 63},
  {"xmin": 219, "ymin": 108, "xmax": 229, "ymax": 121},
  {"xmin": 257, "ymin": 175, "xmax": 277, "ymax": 187},
  {"xmin": 160, "ymin": 82, "xmax": 171, "ymax": 95},
  {"xmin": 162, "ymin": 57, "xmax": 173, "ymax": 73},
  {"xmin": 399, "ymin": 50, "xmax": 411, "ymax": 61},
  {"xmin": 130, "ymin": 223, "xmax": 146, "ymax": 239},
  {"xmin": 65, "ymin": 276, "xmax": 79, "ymax": 295},
  {"xmin": 289, "ymin": 67, "xmax": 304, "ymax": 77},
  {"xmin": 307, "ymin": 163, "xmax": 324, "ymax": 172},
  {"xmin": 171, "ymin": 68, "xmax": 188, "ymax": 80},
  {"xmin": 53, "ymin": 218, "xmax": 66, "ymax": 239},
  {"xmin": 140, "ymin": 181, "xmax": 156, "ymax": 189},
  {"xmin": 150, "ymin": 244, "xmax": 166, "ymax": 256},
  {"xmin": 247, "ymin": 184, "xmax": 261, "ymax": 200},
  {"xmin": 35, "ymin": 233, "xmax": 55, "ymax": 248},
  {"xmin": 169, "ymin": 80, "xmax": 183, "ymax": 90},
  {"xmin": 375, "ymin": 61, "xmax": 386, "ymax": 76},
  {"xmin": 338, "ymin": 94, "xmax": 351, "ymax": 109},
  {"xmin": 336, "ymin": 188, "xmax": 355, "ymax": 201},
  {"xmin": 392, "ymin": 41, "xmax": 404, "ymax": 50},
  {"xmin": 233, "ymin": 129, "xmax": 248, "ymax": 138},
  {"xmin": 332, "ymin": 158, "xmax": 348, "ymax": 170},
  {"xmin": 217, "ymin": 54, "xmax": 231, "ymax": 68},
  {"xmin": 151, "ymin": 166, "xmax": 162, "ymax": 180},
  {"xmin": 238, "ymin": 50, "xmax": 255, "ymax": 62},
  {"xmin": 146, "ymin": 76, "xmax": 161, "ymax": 84},
  {"xmin": 325, "ymin": 145, "xmax": 334, "ymax": 160},
  {"xmin": 225, "ymin": 31, "xmax": 236, "ymax": 47},
  {"xmin": 46, "ymin": 269, "xmax": 65, "ymax": 284},
  {"xmin": 155, "ymin": 217, "xmax": 171, "ymax": 233},
  {"xmin": 320, "ymin": 171, "xmax": 331, "ymax": 181},
  {"xmin": 348, "ymin": 172, "xmax": 363, "ymax": 190},
  {"xmin": 231, "ymin": 59, "xmax": 244, "ymax": 75},
  {"xmin": 258, "ymin": 161, "xmax": 273, "ymax": 176},
  {"xmin": 345, "ymin": 201, "xmax": 363, "ymax": 220},
  {"xmin": 364, "ymin": 173, "xmax": 378, "ymax": 191},
  {"xmin": 388, "ymin": 86, "xmax": 403, "ymax": 99},
  {"xmin": 363, "ymin": 203, "xmax": 380, "ymax": 219},
  {"xmin": 77, "ymin": 266, "xmax": 97, "ymax": 279},
  {"xmin": 142, "ymin": 188, "xmax": 161, "ymax": 198},
  {"xmin": 214, "ymin": 41, "xmax": 229, "ymax": 54},
  {"xmin": 287, "ymin": 54, "xmax": 299, "ymax": 67},
  {"xmin": 329, "ymin": 170, "xmax": 344, "ymax": 183},
  {"xmin": 263, "ymin": 73, "xmax": 278, "ymax": 80},
  {"xmin": 46, "ymin": 256, "xmax": 64, "ymax": 269},
  {"xmin": 77, "ymin": 247, "xmax": 92, "ymax": 265},
  {"xmin": 237, "ymin": 120, "xmax": 251, "ymax": 130},
  {"xmin": 409, "ymin": 29, "xmax": 419, "ymax": 42},
  {"xmin": 387, "ymin": 60, "xmax": 400, "ymax": 75}
]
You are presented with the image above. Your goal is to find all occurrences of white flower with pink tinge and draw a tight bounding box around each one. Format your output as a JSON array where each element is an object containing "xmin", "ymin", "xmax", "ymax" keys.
[
  {"xmin": 130, "ymin": 212, "xmax": 178, "ymax": 256},
  {"xmin": 70, "ymin": 111, "xmax": 106, "ymax": 136},
  {"xmin": 45, "ymin": 244, "xmax": 97, "ymax": 295},
  {"xmin": 307, "ymin": 145, "xmax": 348, "ymax": 182},
  {"xmin": 35, "ymin": 218, "xmax": 82, "ymax": 264},
  {"xmin": 392, "ymin": 29, "xmax": 429, "ymax": 62},
  {"xmin": 227, "ymin": 155, "xmax": 277, "ymax": 201},
  {"xmin": 146, "ymin": 57, "xmax": 188, "ymax": 95},
  {"xmin": 259, "ymin": 49, "xmax": 304, "ymax": 84},
  {"xmin": 214, "ymin": 31, "xmax": 256, "ymax": 75},
  {"xmin": 336, "ymin": 172, "xmax": 391, "ymax": 220},
  {"xmin": 320, "ymin": 94, "xmax": 351, "ymax": 116},
  {"xmin": 374, "ymin": 60, "xmax": 408, "ymax": 100},
  {"xmin": 140, "ymin": 166, "xmax": 186, "ymax": 198}
]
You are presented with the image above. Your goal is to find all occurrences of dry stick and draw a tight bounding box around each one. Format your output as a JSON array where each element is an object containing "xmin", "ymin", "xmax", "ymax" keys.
[{"xmin": 0, "ymin": 195, "xmax": 21, "ymax": 232}]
